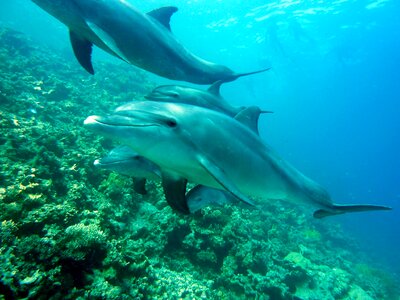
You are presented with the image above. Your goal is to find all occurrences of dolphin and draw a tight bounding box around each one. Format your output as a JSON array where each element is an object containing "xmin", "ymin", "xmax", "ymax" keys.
[
  {"xmin": 146, "ymin": 80, "xmax": 272, "ymax": 116},
  {"xmin": 94, "ymin": 145, "xmax": 234, "ymax": 212},
  {"xmin": 94, "ymin": 145, "xmax": 161, "ymax": 195},
  {"xmin": 84, "ymin": 101, "xmax": 392, "ymax": 218},
  {"xmin": 145, "ymin": 81, "xmax": 245, "ymax": 116},
  {"xmin": 31, "ymin": 0, "xmax": 269, "ymax": 84},
  {"xmin": 145, "ymin": 81, "xmax": 272, "ymax": 134},
  {"xmin": 185, "ymin": 185, "xmax": 237, "ymax": 213}
]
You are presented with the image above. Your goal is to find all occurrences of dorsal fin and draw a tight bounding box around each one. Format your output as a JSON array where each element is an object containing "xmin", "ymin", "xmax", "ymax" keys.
[
  {"xmin": 234, "ymin": 106, "xmax": 273, "ymax": 135},
  {"xmin": 207, "ymin": 80, "xmax": 224, "ymax": 97},
  {"xmin": 147, "ymin": 6, "xmax": 178, "ymax": 31}
]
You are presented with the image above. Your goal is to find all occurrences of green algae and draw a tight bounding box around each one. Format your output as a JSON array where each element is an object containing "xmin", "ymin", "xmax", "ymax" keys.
[{"xmin": 0, "ymin": 27, "xmax": 399, "ymax": 299}]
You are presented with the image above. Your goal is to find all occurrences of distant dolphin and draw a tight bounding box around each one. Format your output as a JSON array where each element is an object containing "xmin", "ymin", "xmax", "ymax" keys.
[
  {"xmin": 94, "ymin": 145, "xmax": 234, "ymax": 212},
  {"xmin": 84, "ymin": 101, "xmax": 391, "ymax": 217},
  {"xmin": 145, "ymin": 81, "xmax": 272, "ymax": 134},
  {"xmin": 146, "ymin": 80, "xmax": 273, "ymax": 116},
  {"xmin": 185, "ymin": 185, "xmax": 237, "ymax": 213},
  {"xmin": 94, "ymin": 145, "xmax": 160, "ymax": 195},
  {"xmin": 145, "ymin": 81, "xmax": 244, "ymax": 116},
  {"xmin": 31, "ymin": 0, "xmax": 269, "ymax": 84}
]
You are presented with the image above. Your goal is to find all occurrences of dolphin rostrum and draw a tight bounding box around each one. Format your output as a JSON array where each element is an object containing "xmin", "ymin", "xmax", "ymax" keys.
[
  {"xmin": 31, "ymin": 0, "xmax": 269, "ymax": 84},
  {"xmin": 84, "ymin": 101, "xmax": 391, "ymax": 218},
  {"xmin": 94, "ymin": 145, "xmax": 234, "ymax": 212}
]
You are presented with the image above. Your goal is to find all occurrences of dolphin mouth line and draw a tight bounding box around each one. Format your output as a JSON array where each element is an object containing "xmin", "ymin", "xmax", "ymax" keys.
[
  {"xmin": 144, "ymin": 94, "xmax": 169, "ymax": 101},
  {"xmin": 95, "ymin": 119, "xmax": 158, "ymax": 128},
  {"xmin": 96, "ymin": 158, "xmax": 135, "ymax": 166}
]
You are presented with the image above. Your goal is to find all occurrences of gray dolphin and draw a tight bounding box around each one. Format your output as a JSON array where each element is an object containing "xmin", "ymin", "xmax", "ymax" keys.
[
  {"xmin": 31, "ymin": 0, "xmax": 269, "ymax": 83},
  {"xmin": 145, "ymin": 81, "xmax": 272, "ymax": 134},
  {"xmin": 145, "ymin": 81, "xmax": 246, "ymax": 116},
  {"xmin": 185, "ymin": 185, "xmax": 237, "ymax": 213},
  {"xmin": 94, "ymin": 145, "xmax": 234, "ymax": 212},
  {"xmin": 84, "ymin": 101, "xmax": 391, "ymax": 218},
  {"xmin": 94, "ymin": 145, "xmax": 160, "ymax": 195}
]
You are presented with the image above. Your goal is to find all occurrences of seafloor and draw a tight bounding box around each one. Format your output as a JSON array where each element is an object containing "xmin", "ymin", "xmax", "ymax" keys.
[{"xmin": 0, "ymin": 27, "xmax": 398, "ymax": 300}]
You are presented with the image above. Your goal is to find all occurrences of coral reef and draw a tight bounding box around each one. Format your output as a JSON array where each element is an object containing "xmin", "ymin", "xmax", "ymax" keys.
[{"xmin": 0, "ymin": 27, "xmax": 399, "ymax": 299}]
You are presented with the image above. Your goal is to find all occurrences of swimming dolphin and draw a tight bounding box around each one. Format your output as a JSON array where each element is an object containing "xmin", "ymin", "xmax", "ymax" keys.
[
  {"xmin": 94, "ymin": 145, "xmax": 234, "ymax": 212},
  {"xmin": 31, "ymin": 0, "xmax": 269, "ymax": 84},
  {"xmin": 84, "ymin": 101, "xmax": 391, "ymax": 218},
  {"xmin": 185, "ymin": 185, "xmax": 237, "ymax": 213},
  {"xmin": 145, "ymin": 81, "xmax": 272, "ymax": 134},
  {"xmin": 94, "ymin": 145, "xmax": 160, "ymax": 195},
  {"xmin": 145, "ymin": 81, "xmax": 244, "ymax": 116},
  {"xmin": 146, "ymin": 80, "xmax": 271, "ymax": 116}
]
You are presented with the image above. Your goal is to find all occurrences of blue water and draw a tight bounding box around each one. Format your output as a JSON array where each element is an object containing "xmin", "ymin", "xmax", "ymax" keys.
[{"xmin": 1, "ymin": 0, "xmax": 399, "ymax": 276}]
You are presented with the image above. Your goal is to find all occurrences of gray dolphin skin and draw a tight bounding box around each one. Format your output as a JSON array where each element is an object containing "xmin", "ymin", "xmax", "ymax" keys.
[
  {"xmin": 84, "ymin": 101, "xmax": 391, "ymax": 218},
  {"xmin": 31, "ymin": 0, "xmax": 269, "ymax": 84},
  {"xmin": 94, "ymin": 145, "xmax": 234, "ymax": 212}
]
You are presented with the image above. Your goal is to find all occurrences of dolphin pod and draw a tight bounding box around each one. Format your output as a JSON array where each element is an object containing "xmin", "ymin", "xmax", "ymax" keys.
[
  {"xmin": 31, "ymin": 0, "xmax": 269, "ymax": 84},
  {"xmin": 32, "ymin": 1, "xmax": 390, "ymax": 218},
  {"xmin": 84, "ymin": 101, "xmax": 391, "ymax": 218}
]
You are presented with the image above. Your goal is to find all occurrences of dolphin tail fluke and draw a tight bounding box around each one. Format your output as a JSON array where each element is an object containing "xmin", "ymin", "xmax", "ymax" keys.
[
  {"xmin": 231, "ymin": 67, "xmax": 271, "ymax": 81},
  {"xmin": 313, "ymin": 204, "xmax": 392, "ymax": 219}
]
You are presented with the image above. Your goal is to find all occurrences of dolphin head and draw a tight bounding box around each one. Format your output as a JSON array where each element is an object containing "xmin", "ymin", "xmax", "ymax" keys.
[
  {"xmin": 94, "ymin": 145, "xmax": 161, "ymax": 179},
  {"xmin": 145, "ymin": 85, "xmax": 182, "ymax": 102},
  {"xmin": 144, "ymin": 84, "xmax": 239, "ymax": 116},
  {"xmin": 144, "ymin": 85, "xmax": 204, "ymax": 105},
  {"xmin": 84, "ymin": 101, "xmax": 194, "ymax": 167}
]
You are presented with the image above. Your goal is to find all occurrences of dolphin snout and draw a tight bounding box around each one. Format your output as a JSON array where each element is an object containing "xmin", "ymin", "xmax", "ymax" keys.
[
  {"xmin": 144, "ymin": 91, "xmax": 163, "ymax": 100},
  {"xmin": 145, "ymin": 90, "xmax": 178, "ymax": 102},
  {"xmin": 84, "ymin": 115, "xmax": 101, "ymax": 125}
]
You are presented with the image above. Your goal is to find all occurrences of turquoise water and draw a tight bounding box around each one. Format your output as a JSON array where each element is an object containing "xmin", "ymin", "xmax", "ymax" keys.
[{"xmin": 0, "ymin": 0, "xmax": 399, "ymax": 299}]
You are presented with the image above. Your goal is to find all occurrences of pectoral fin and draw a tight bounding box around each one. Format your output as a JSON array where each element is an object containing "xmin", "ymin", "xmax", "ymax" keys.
[
  {"xmin": 313, "ymin": 203, "xmax": 392, "ymax": 219},
  {"xmin": 69, "ymin": 30, "xmax": 94, "ymax": 74},
  {"xmin": 161, "ymin": 171, "xmax": 189, "ymax": 214},
  {"xmin": 86, "ymin": 21, "xmax": 129, "ymax": 62},
  {"xmin": 133, "ymin": 177, "xmax": 147, "ymax": 195},
  {"xmin": 196, "ymin": 155, "xmax": 255, "ymax": 207}
]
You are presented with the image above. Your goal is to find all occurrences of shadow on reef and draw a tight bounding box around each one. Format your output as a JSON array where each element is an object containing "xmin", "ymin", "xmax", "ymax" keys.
[{"xmin": 0, "ymin": 27, "xmax": 399, "ymax": 299}]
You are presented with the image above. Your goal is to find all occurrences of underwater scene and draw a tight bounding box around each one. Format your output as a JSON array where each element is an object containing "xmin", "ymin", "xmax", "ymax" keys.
[{"xmin": 0, "ymin": 0, "xmax": 399, "ymax": 299}]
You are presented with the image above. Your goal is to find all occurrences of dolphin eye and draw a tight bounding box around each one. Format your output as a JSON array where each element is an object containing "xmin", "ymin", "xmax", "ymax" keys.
[
  {"xmin": 168, "ymin": 92, "xmax": 180, "ymax": 98},
  {"xmin": 165, "ymin": 119, "xmax": 177, "ymax": 127}
]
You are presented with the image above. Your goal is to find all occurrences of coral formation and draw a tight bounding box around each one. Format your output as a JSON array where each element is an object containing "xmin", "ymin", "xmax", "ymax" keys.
[{"xmin": 0, "ymin": 27, "xmax": 399, "ymax": 299}]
